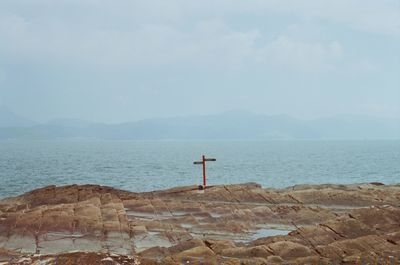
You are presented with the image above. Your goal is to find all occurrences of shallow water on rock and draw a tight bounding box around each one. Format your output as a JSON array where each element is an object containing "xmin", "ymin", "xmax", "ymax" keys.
[
  {"xmin": 234, "ymin": 225, "xmax": 294, "ymax": 243},
  {"xmin": 250, "ymin": 228, "xmax": 291, "ymax": 240}
]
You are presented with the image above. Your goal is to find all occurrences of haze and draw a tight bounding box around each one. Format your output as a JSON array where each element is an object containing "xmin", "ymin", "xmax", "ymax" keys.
[{"xmin": 0, "ymin": 0, "xmax": 399, "ymax": 123}]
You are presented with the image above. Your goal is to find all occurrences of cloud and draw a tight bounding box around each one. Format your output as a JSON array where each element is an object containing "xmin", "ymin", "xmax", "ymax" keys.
[
  {"xmin": 0, "ymin": 0, "xmax": 398, "ymax": 121},
  {"xmin": 256, "ymin": 36, "xmax": 344, "ymax": 70},
  {"xmin": 110, "ymin": 0, "xmax": 400, "ymax": 37},
  {"xmin": 0, "ymin": 12, "xmax": 343, "ymax": 72},
  {"xmin": 253, "ymin": 0, "xmax": 400, "ymax": 37},
  {"xmin": 208, "ymin": 0, "xmax": 400, "ymax": 37},
  {"xmin": 0, "ymin": 13, "xmax": 27, "ymax": 35},
  {"xmin": 0, "ymin": 14, "xmax": 256, "ymax": 68},
  {"xmin": 1, "ymin": 0, "xmax": 396, "ymax": 72}
]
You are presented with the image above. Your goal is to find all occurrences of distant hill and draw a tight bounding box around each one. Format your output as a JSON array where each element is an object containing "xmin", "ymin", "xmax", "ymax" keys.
[
  {"xmin": 0, "ymin": 110, "xmax": 399, "ymax": 140},
  {"xmin": 45, "ymin": 118, "xmax": 99, "ymax": 128},
  {"xmin": 0, "ymin": 106, "xmax": 36, "ymax": 128}
]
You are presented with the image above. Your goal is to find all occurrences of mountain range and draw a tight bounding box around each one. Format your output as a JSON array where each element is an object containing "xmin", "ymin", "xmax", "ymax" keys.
[{"xmin": 0, "ymin": 107, "xmax": 399, "ymax": 140}]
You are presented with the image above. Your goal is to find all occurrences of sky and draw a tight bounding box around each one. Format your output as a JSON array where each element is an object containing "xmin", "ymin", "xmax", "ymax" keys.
[{"xmin": 0, "ymin": 0, "xmax": 399, "ymax": 123}]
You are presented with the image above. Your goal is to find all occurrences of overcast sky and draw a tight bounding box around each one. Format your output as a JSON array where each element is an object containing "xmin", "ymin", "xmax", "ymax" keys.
[{"xmin": 0, "ymin": 0, "xmax": 399, "ymax": 123}]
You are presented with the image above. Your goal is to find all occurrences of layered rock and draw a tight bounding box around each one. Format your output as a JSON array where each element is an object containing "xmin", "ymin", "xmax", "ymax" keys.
[{"xmin": 0, "ymin": 182, "xmax": 399, "ymax": 264}]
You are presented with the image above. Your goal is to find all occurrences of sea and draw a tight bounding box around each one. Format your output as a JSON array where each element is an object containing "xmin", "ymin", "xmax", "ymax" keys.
[{"xmin": 0, "ymin": 140, "xmax": 399, "ymax": 199}]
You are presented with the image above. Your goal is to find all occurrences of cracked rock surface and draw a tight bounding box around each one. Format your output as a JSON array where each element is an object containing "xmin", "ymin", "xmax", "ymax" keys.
[{"xmin": 0, "ymin": 182, "xmax": 399, "ymax": 264}]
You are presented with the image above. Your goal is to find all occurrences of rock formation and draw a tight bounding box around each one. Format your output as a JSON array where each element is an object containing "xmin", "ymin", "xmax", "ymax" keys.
[{"xmin": 0, "ymin": 182, "xmax": 399, "ymax": 264}]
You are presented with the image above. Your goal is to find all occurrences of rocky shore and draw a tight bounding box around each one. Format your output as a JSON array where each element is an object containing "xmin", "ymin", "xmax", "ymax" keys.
[{"xmin": 0, "ymin": 182, "xmax": 399, "ymax": 264}]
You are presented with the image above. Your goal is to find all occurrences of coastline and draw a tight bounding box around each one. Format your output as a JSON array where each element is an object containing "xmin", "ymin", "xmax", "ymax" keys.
[{"xmin": 0, "ymin": 182, "xmax": 399, "ymax": 264}]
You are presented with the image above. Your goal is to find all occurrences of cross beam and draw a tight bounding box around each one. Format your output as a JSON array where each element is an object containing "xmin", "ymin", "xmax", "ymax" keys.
[{"xmin": 193, "ymin": 155, "xmax": 216, "ymax": 189}]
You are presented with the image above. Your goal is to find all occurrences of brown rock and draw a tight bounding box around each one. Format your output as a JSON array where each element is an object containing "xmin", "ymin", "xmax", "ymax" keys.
[
  {"xmin": 221, "ymin": 245, "xmax": 273, "ymax": 259},
  {"xmin": 267, "ymin": 241, "xmax": 313, "ymax": 259},
  {"xmin": 0, "ymin": 182, "xmax": 399, "ymax": 264}
]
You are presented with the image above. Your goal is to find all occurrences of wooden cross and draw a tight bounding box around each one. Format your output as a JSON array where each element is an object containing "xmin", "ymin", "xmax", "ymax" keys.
[{"xmin": 193, "ymin": 155, "xmax": 216, "ymax": 189}]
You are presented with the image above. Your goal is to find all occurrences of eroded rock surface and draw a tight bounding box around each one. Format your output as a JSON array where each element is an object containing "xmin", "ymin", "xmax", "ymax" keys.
[{"xmin": 0, "ymin": 182, "xmax": 399, "ymax": 264}]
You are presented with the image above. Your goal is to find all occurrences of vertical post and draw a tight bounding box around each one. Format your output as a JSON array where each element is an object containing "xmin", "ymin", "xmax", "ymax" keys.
[
  {"xmin": 194, "ymin": 155, "xmax": 215, "ymax": 189},
  {"xmin": 202, "ymin": 155, "xmax": 206, "ymax": 188}
]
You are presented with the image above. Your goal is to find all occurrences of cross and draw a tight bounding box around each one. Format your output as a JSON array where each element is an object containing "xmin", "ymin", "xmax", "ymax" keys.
[{"xmin": 193, "ymin": 155, "xmax": 216, "ymax": 189}]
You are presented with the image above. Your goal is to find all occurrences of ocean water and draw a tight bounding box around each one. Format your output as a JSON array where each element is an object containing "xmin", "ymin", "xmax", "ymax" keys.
[{"xmin": 0, "ymin": 140, "xmax": 399, "ymax": 199}]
